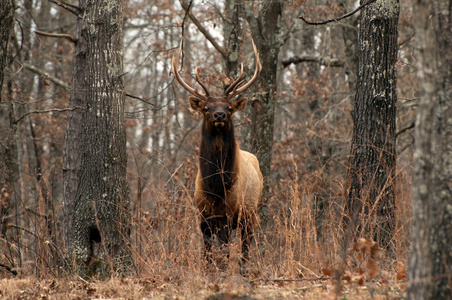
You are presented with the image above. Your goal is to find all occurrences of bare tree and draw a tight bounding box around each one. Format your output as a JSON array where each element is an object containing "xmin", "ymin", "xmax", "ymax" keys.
[
  {"xmin": 408, "ymin": 0, "xmax": 452, "ymax": 298},
  {"xmin": 65, "ymin": 0, "xmax": 133, "ymax": 277},
  {"xmin": 346, "ymin": 0, "xmax": 399, "ymax": 251},
  {"xmin": 0, "ymin": 0, "xmax": 15, "ymax": 237},
  {"xmin": 245, "ymin": 0, "xmax": 283, "ymax": 230}
]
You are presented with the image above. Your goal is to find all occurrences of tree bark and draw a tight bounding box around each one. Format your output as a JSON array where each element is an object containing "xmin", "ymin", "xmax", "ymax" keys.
[
  {"xmin": 245, "ymin": 0, "xmax": 282, "ymax": 232},
  {"xmin": 346, "ymin": 0, "xmax": 399, "ymax": 251},
  {"xmin": 63, "ymin": 0, "xmax": 87, "ymax": 252},
  {"xmin": 223, "ymin": 0, "xmax": 243, "ymax": 78},
  {"xmin": 0, "ymin": 0, "xmax": 16, "ymax": 237},
  {"xmin": 407, "ymin": 0, "xmax": 452, "ymax": 298},
  {"xmin": 67, "ymin": 0, "xmax": 133, "ymax": 278}
]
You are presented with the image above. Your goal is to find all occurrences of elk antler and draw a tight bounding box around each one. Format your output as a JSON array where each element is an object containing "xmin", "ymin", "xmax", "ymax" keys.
[
  {"xmin": 226, "ymin": 39, "xmax": 261, "ymax": 100},
  {"xmin": 172, "ymin": 40, "xmax": 210, "ymax": 101}
]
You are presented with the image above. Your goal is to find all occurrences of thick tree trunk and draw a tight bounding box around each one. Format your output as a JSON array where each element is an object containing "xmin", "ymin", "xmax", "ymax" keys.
[
  {"xmin": 245, "ymin": 0, "xmax": 282, "ymax": 231},
  {"xmin": 407, "ymin": 1, "xmax": 452, "ymax": 298},
  {"xmin": 63, "ymin": 1, "xmax": 87, "ymax": 252},
  {"xmin": 346, "ymin": 0, "xmax": 399, "ymax": 251},
  {"xmin": 67, "ymin": 0, "xmax": 133, "ymax": 278}
]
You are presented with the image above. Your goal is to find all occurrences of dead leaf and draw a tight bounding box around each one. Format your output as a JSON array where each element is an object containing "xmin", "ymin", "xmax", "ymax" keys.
[
  {"xmin": 321, "ymin": 268, "xmax": 333, "ymax": 277},
  {"xmin": 342, "ymin": 275, "xmax": 352, "ymax": 283},
  {"xmin": 367, "ymin": 259, "xmax": 380, "ymax": 279},
  {"xmin": 396, "ymin": 266, "xmax": 407, "ymax": 280}
]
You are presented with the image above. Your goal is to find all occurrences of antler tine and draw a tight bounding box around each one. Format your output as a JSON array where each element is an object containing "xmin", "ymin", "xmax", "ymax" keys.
[
  {"xmin": 195, "ymin": 67, "xmax": 211, "ymax": 98},
  {"xmin": 225, "ymin": 63, "xmax": 245, "ymax": 96},
  {"xmin": 227, "ymin": 39, "xmax": 261, "ymax": 100},
  {"xmin": 172, "ymin": 39, "xmax": 208, "ymax": 101}
]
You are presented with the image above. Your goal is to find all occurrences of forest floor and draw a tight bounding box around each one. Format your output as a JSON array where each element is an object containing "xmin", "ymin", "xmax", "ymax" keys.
[{"xmin": 0, "ymin": 273, "xmax": 406, "ymax": 299}]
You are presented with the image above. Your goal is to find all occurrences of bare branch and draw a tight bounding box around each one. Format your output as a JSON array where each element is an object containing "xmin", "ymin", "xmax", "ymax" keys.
[
  {"xmin": 125, "ymin": 93, "xmax": 156, "ymax": 106},
  {"xmin": 35, "ymin": 30, "xmax": 76, "ymax": 43},
  {"xmin": 23, "ymin": 62, "xmax": 70, "ymax": 90},
  {"xmin": 14, "ymin": 107, "xmax": 84, "ymax": 125},
  {"xmin": 179, "ymin": 0, "xmax": 228, "ymax": 59},
  {"xmin": 396, "ymin": 121, "xmax": 415, "ymax": 138},
  {"xmin": 282, "ymin": 55, "xmax": 344, "ymax": 68},
  {"xmin": 47, "ymin": 0, "xmax": 81, "ymax": 16},
  {"xmin": 299, "ymin": 0, "xmax": 377, "ymax": 26},
  {"xmin": 0, "ymin": 263, "xmax": 17, "ymax": 276}
]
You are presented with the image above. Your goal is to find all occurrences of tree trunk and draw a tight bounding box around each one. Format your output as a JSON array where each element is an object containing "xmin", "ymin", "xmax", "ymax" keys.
[
  {"xmin": 0, "ymin": 0, "xmax": 16, "ymax": 237},
  {"xmin": 67, "ymin": 0, "xmax": 133, "ymax": 278},
  {"xmin": 63, "ymin": 2, "xmax": 87, "ymax": 251},
  {"xmin": 223, "ymin": 0, "xmax": 243, "ymax": 78},
  {"xmin": 346, "ymin": 0, "xmax": 399, "ymax": 251},
  {"xmin": 339, "ymin": 0, "xmax": 359, "ymax": 93},
  {"xmin": 245, "ymin": 0, "xmax": 282, "ymax": 231},
  {"xmin": 407, "ymin": 0, "xmax": 452, "ymax": 298}
]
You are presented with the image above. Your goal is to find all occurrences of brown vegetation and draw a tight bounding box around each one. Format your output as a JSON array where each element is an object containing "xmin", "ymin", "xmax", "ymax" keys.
[{"xmin": 0, "ymin": 0, "xmax": 416, "ymax": 298}]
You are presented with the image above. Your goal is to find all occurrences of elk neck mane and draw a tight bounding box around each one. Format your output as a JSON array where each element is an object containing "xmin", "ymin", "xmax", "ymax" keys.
[{"xmin": 199, "ymin": 120, "xmax": 239, "ymax": 203}]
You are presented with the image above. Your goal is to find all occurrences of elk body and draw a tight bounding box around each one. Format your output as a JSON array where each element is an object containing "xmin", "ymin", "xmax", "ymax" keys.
[{"xmin": 172, "ymin": 41, "xmax": 263, "ymax": 262}]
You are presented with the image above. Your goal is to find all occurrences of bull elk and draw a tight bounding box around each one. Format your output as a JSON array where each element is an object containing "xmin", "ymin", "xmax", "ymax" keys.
[{"xmin": 172, "ymin": 40, "xmax": 263, "ymax": 263}]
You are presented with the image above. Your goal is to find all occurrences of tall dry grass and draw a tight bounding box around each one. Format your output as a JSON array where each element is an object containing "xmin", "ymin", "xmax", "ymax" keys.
[{"xmin": 0, "ymin": 153, "xmax": 412, "ymax": 296}]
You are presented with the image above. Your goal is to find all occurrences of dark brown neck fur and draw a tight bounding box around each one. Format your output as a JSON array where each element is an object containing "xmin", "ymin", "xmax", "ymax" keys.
[{"xmin": 199, "ymin": 121, "xmax": 238, "ymax": 204}]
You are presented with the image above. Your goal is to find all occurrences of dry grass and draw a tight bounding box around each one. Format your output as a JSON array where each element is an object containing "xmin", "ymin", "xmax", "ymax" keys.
[
  {"xmin": 0, "ymin": 164, "xmax": 410, "ymax": 299},
  {"xmin": 0, "ymin": 275, "xmax": 406, "ymax": 299}
]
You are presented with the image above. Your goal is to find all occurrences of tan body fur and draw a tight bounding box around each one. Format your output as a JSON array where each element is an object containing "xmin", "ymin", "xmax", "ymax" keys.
[{"xmin": 194, "ymin": 149, "xmax": 263, "ymax": 228}]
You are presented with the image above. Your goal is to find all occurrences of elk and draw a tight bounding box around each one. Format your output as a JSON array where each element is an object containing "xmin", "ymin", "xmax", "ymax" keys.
[{"xmin": 172, "ymin": 41, "xmax": 263, "ymax": 262}]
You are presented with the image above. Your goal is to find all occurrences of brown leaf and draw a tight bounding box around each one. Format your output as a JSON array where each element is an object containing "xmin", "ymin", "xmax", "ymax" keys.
[
  {"xmin": 353, "ymin": 238, "xmax": 380, "ymax": 258},
  {"xmin": 321, "ymin": 268, "xmax": 333, "ymax": 277},
  {"xmin": 342, "ymin": 274, "xmax": 352, "ymax": 283},
  {"xmin": 358, "ymin": 266, "xmax": 364, "ymax": 275},
  {"xmin": 367, "ymin": 259, "xmax": 380, "ymax": 279},
  {"xmin": 396, "ymin": 266, "xmax": 407, "ymax": 280}
]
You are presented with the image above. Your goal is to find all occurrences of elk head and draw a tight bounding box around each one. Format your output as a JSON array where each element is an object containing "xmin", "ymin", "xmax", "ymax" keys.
[{"xmin": 172, "ymin": 40, "xmax": 261, "ymax": 133}]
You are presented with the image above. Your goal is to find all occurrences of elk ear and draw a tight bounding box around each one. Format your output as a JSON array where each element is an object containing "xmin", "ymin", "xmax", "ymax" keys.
[
  {"xmin": 231, "ymin": 97, "xmax": 248, "ymax": 113},
  {"xmin": 188, "ymin": 96, "xmax": 205, "ymax": 112}
]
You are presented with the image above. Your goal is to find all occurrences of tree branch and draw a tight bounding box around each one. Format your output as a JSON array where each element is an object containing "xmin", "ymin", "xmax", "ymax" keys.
[
  {"xmin": 14, "ymin": 107, "xmax": 84, "ymax": 125},
  {"xmin": 35, "ymin": 30, "xmax": 76, "ymax": 43},
  {"xmin": 125, "ymin": 93, "xmax": 156, "ymax": 106},
  {"xmin": 396, "ymin": 121, "xmax": 415, "ymax": 138},
  {"xmin": 47, "ymin": 0, "xmax": 81, "ymax": 16},
  {"xmin": 179, "ymin": 0, "xmax": 228, "ymax": 59},
  {"xmin": 299, "ymin": 0, "xmax": 377, "ymax": 26},
  {"xmin": 0, "ymin": 263, "xmax": 17, "ymax": 276},
  {"xmin": 23, "ymin": 62, "xmax": 70, "ymax": 90},
  {"xmin": 282, "ymin": 55, "xmax": 344, "ymax": 68}
]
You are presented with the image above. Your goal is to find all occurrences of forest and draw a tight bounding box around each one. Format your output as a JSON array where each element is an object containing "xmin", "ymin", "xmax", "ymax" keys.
[{"xmin": 0, "ymin": 0, "xmax": 451, "ymax": 299}]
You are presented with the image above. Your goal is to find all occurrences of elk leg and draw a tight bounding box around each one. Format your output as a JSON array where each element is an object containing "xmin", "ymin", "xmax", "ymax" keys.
[
  {"xmin": 239, "ymin": 217, "xmax": 253, "ymax": 263},
  {"xmin": 217, "ymin": 216, "xmax": 231, "ymax": 245},
  {"xmin": 200, "ymin": 220, "xmax": 214, "ymax": 261}
]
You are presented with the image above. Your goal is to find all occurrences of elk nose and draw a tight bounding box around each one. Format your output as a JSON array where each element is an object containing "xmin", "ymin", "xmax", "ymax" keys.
[{"xmin": 214, "ymin": 112, "xmax": 226, "ymax": 121}]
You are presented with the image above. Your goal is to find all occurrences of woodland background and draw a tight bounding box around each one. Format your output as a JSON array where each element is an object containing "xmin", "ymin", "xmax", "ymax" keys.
[{"xmin": 0, "ymin": 0, "xmax": 449, "ymax": 299}]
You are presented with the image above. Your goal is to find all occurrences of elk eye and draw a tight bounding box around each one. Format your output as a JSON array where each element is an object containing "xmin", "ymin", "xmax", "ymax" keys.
[
  {"xmin": 228, "ymin": 107, "xmax": 233, "ymax": 112},
  {"xmin": 203, "ymin": 107, "xmax": 208, "ymax": 112}
]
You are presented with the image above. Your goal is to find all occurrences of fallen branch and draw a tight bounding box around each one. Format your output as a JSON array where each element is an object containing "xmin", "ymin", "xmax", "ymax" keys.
[
  {"xmin": 299, "ymin": 0, "xmax": 377, "ymax": 26},
  {"xmin": 250, "ymin": 277, "xmax": 329, "ymax": 283}
]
